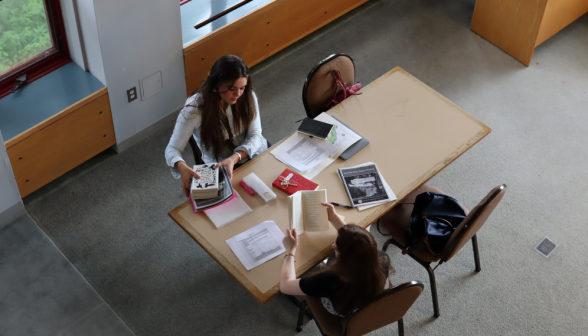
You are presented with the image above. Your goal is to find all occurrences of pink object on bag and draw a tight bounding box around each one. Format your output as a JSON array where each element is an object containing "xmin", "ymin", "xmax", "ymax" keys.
[
  {"xmin": 239, "ymin": 181, "xmax": 255, "ymax": 196},
  {"xmin": 324, "ymin": 69, "xmax": 362, "ymax": 111}
]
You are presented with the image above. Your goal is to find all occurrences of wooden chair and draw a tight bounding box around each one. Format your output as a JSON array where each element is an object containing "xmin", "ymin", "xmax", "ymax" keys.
[
  {"xmin": 188, "ymin": 134, "xmax": 205, "ymax": 165},
  {"xmin": 376, "ymin": 184, "xmax": 507, "ymax": 318},
  {"xmin": 302, "ymin": 53, "xmax": 356, "ymax": 119},
  {"xmin": 305, "ymin": 281, "xmax": 424, "ymax": 336}
]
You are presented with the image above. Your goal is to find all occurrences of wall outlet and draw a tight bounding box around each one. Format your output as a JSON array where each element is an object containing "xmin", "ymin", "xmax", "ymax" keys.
[{"xmin": 127, "ymin": 87, "xmax": 137, "ymax": 102}]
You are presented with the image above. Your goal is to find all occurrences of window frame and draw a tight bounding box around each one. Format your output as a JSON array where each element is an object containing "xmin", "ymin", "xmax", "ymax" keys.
[{"xmin": 0, "ymin": 0, "xmax": 71, "ymax": 99}]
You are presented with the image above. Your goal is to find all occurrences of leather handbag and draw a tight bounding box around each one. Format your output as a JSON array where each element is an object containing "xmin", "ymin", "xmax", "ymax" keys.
[
  {"xmin": 323, "ymin": 69, "xmax": 362, "ymax": 111},
  {"xmin": 403, "ymin": 192, "xmax": 467, "ymax": 256}
]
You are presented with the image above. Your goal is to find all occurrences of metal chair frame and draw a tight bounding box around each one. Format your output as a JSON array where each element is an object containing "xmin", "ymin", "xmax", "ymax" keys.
[
  {"xmin": 377, "ymin": 185, "xmax": 506, "ymax": 318},
  {"xmin": 302, "ymin": 53, "xmax": 356, "ymax": 119}
]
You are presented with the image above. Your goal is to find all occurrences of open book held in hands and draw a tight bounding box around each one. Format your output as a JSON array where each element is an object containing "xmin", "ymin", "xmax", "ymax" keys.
[{"xmin": 288, "ymin": 189, "xmax": 329, "ymax": 234}]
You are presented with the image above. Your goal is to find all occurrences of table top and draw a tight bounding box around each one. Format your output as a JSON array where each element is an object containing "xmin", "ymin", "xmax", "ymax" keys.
[{"xmin": 168, "ymin": 67, "xmax": 491, "ymax": 304}]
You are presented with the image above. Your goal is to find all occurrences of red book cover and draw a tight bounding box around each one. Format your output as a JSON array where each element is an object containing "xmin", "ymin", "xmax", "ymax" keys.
[{"xmin": 272, "ymin": 169, "xmax": 319, "ymax": 195}]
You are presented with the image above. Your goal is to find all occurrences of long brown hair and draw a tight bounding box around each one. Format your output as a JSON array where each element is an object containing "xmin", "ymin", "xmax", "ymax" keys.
[
  {"xmin": 189, "ymin": 55, "xmax": 256, "ymax": 161},
  {"xmin": 320, "ymin": 224, "xmax": 394, "ymax": 314}
]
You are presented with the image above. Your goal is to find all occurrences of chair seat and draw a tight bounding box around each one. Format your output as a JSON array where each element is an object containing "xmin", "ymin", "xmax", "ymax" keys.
[{"xmin": 379, "ymin": 185, "xmax": 469, "ymax": 264}]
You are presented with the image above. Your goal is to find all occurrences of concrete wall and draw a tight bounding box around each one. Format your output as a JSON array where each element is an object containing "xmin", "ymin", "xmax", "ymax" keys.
[
  {"xmin": 92, "ymin": 0, "xmax": 187, "ymax": 151},
  {"xmin": 0, "ymin": 131, "xmax": 25, "ymax": 227}
]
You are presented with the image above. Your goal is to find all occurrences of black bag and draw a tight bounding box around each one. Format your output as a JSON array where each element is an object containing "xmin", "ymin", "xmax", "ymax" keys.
[{"xmin": 403, "ymin": 192, "xmax": 467, "ymax": 256}]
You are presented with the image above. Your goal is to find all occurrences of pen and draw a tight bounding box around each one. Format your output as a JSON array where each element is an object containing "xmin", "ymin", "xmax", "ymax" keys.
[{"xmin": 330, "ymin": 202, "xmax": 353, "ymax": 209}]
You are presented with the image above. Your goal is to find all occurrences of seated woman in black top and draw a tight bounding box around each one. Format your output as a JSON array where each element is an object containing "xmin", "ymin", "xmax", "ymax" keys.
[{"xmin": 280, "ymin": 203, "xmax": 394, "ymax": 316}]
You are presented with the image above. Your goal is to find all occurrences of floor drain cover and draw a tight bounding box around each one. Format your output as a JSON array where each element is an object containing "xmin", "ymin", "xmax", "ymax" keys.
[{"xmin": 535, "ymin": 237, "xmax": 558, "ymax": 258}]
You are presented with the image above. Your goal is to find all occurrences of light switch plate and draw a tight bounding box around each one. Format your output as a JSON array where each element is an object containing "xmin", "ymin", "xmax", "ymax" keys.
[{"xmin": 140, "ymin": 71, "xmax": 163, "ymax": 100}]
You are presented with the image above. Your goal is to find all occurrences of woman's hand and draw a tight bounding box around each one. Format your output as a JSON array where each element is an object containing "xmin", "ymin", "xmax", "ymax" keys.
[
  {"xmin": 282, "ymin": 229, "xmax": 298, "ymax": 254},
  {"xmin": 322, "ymin": 202, "xmax": 346, "ymax": 230},
  {"xmin": 176, "ymin": 161, "xmax": 201, "ymax": 198},
  {"xmin": 215, "ymin": 154, "xmax": 240, "ymax": 180}
]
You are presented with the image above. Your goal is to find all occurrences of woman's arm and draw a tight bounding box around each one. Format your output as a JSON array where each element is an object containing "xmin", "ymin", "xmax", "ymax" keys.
[
  {"xmin": 164, "ymin": 102, "xmax": 202, "ymax": 196},
  {"xmin": 280, "ymin": 229, "xmax": 304, "ymax": 295},
  {"xmin": 322, "ymin": 203, "xmax": 346, "ymax": 230}
]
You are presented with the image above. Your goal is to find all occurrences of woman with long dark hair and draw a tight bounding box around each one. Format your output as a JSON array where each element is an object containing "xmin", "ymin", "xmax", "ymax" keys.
[
  {"xmin": 280, "ymin": 203, "xmax": 394, "ymax": 316},
  {"xmin": 165, "ymin": 55, "xmax": 268, "ymax": 196}
]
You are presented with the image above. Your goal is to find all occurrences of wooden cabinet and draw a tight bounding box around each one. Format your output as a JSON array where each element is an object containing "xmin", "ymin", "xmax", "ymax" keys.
[
  {"xmin": 184, "ymin": 0, "xmax": 369, "ymax": 96},
  {"xmin": 6, "ymin": 88, "xmax": 116, "ymax": 197},
  {"xmin": 471, "ymin": 0, "xmax": 588, "ymax": 66}
]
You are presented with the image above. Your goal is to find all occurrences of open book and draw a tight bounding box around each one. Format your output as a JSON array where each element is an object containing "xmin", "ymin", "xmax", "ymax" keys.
[{"xmin": 288, "ymin": 190, "xmax": 329, "ymax": 234}]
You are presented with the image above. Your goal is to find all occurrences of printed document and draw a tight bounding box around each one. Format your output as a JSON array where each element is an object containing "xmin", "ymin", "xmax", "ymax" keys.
[
  {"xmin": 226, "ymin": 221, "xmax": 286, "ymax": 271},
  {"xmin": 314, "ymin": 113, "xmax": 361, "ymax": 157},
  {"xmin": 275, "ymin": 133, "xmax": 337, "ymax": 172}
]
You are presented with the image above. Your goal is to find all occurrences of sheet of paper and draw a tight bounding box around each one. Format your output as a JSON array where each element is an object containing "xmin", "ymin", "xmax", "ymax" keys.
[
  {"xmin": 275, "ymin": 133, "xmax": 336, "ymax": 172},
  {"xmin": 314, "ymin": 113, "xmax": 361, "ymax": 157},
  {"xmin": 226, "ymin": 221, "xmax": 286, "ymax": 271},
  {"xmin": 204, "ymin": 191, "xmax": 252, "ymax": 229},
  {"xmin": 301, "ymin": 190, "xmax": 328, "ymax": 232}
]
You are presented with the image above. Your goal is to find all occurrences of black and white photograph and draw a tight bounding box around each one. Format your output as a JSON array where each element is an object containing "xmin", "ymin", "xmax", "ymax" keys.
[{"xmin": 338, "ymin": 163, "xmax": 390, "ymax": 207}]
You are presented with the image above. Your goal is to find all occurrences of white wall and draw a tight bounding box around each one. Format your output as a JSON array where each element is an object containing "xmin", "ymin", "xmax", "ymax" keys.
[
  {"xmin": 59, "ymin": 0, "xmax": 106, "ymax": 85},
  {"xmin": 0, "ymin": 131, "xmax": 25, "ymax": 226},
  {"xmin": 92, "ymin": 0, "xmax": 187, "ymax": 147}
]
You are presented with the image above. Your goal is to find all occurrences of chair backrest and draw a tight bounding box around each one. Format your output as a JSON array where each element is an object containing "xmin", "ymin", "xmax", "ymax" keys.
[
  {"xmin": 307, "ymin": 281, "xmax": 424, "ymax": 336},
  {"xmin": 441, "ymin": 184, "xmax": 507, "ymax": 262},
  {"xmin": 188, "ymin": 134, "xmax": 205, "ymax": 165},
  {"xmin": 302, "ymin": 53, "xmax": 355, "ymax": 119}
]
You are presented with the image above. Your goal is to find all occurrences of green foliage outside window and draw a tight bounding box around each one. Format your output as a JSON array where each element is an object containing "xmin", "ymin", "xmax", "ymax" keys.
[{"xmin": 0, "ymin": 0, "xmax": 53, "ymax": 76}]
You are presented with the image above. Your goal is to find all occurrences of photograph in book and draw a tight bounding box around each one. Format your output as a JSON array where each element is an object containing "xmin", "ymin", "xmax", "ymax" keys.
[{"xmin": 338, "ymin": 164, "xmax": 390, "ymax": 207}]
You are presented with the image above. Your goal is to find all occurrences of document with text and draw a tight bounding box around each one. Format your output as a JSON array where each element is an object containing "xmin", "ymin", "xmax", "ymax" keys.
[{"xmin": 226, "ymin": 221, "xmax": 286, "ymax": 271}]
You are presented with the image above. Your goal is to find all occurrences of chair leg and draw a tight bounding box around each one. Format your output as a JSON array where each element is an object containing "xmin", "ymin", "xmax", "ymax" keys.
[
  {"xmin": 398, "ymin": 318, "xmax": 404, "ymax": 336},
  {"xmin": 382, "ymin": 238, "xmax": 391, "ymax": 252},
  {"xmin": 472, "ymin": 234, "xmax": 481, "ymax": 272},
  {"xmin": 425, "ymin": 264, "xmax": 440, "ymax": 318},
  {"xmin": 296, "ymin": 300, "xmax": 307, "ymax": 332},
  {"xmin": 283, "ymin": 294, "xmax": 313, "ymax": 332}
]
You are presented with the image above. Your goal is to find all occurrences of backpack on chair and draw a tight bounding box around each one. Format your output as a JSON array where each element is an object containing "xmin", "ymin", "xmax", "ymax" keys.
[{"xmin": 403, "ymin": 192, "xmax": 467, "ymax": 256}]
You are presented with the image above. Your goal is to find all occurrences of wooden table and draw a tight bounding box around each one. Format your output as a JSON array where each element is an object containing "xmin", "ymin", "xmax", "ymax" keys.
[{"xmin": 168, "ymin": 67, "xmax": 491, "ymax": 305}]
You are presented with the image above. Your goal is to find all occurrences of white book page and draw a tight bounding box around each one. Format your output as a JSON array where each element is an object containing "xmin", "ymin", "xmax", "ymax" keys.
[
  {"xmin": 301, "ymin": 190, "xmax": 329, "ymax": 232},
  {"xmin": 289, "ymin": 192, "xmax": 304, "ymax": 234},
  {"xmin": 226, "ymin": 221, "xmax": 286, "ymax": 271}
]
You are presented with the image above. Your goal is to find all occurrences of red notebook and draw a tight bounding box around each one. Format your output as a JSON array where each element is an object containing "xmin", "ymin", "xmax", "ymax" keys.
[{"xmin": 272, "ymin": 169, "xmax": 319, "ymax": 195}]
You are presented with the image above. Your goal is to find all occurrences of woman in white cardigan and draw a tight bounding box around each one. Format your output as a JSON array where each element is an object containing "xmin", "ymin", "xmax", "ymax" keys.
[{"xmin": 165, "ymin": 55, "xmax": 267, "ymax": 197}]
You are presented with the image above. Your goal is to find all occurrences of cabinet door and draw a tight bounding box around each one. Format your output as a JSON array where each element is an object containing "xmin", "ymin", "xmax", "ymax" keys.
[{"xmin": 7, "ymin": 93, "xmax": 116, "ymax": 197}]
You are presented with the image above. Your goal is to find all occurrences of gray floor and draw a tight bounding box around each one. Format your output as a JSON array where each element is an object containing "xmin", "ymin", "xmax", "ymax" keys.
[
  {"xmin": 0, "ymin": 215, "xmax": 133, "ymax": 336},
  {"xmin": 16, "ymin": 0, "xmax": 588, "ymax": 335}
]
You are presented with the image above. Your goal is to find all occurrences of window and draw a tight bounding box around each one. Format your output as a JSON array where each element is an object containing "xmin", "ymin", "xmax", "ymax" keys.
[{"xmin": 0, "ymin": 0, "xmax": 70, "ymax": 99}]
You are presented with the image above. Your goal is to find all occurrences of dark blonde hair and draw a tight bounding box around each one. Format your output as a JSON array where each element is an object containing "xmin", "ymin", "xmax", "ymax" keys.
[{"xmin": 188, "ymin": 55, "xmax": 256, "ymax": 161}]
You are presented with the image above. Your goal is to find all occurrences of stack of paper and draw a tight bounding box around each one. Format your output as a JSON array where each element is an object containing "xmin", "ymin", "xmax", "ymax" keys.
[
  {"xmin": 271, "ymin": 113, "xmax": 362, "ymax": 179},
  {"xmin": 338, "ymin": 162, "xmax": 397, "ymax": 211},
  {"xmin": 204, "ymin": 191, "xmax": 252, "ymax": 229}
]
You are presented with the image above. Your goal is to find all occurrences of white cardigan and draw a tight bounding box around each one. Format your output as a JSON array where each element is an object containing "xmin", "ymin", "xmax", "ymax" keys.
[{"xmin": 165, "ymin": 92, "xmax": 267, "ymax": 179}]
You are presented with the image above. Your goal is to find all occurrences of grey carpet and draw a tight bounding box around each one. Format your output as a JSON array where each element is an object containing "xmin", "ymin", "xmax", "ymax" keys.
[{"xmin": 26, "ymin": 0, "xmax": 588, "ymax": 335}]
